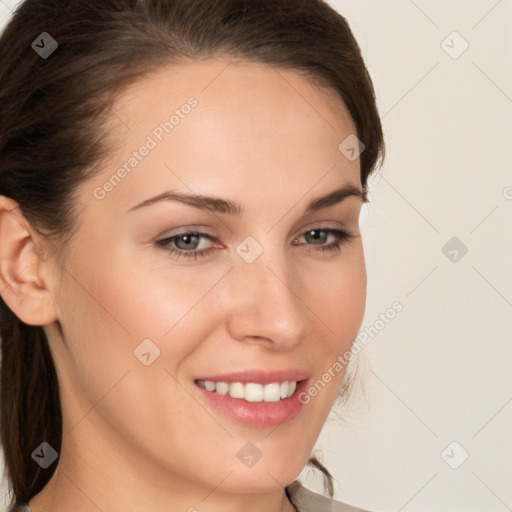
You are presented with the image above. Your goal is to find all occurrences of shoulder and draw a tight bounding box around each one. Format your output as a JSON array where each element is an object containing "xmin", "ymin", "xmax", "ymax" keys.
[{"xmin": 286, "ymin": 480, "xmax": 376, "ymax": 512}]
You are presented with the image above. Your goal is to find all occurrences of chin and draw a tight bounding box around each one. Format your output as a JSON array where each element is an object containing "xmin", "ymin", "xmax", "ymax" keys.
[{"xmin": 218, "ymin": 450, "xmax": 306, "ymax": 492}]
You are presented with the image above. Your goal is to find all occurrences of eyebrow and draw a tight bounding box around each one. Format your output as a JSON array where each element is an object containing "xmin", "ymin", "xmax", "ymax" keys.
[{"xmin": 128, "ymin": 183, "xmax": 365, "ymax": 216}]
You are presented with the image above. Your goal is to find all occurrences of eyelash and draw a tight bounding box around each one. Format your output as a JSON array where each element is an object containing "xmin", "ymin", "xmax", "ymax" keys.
[{"xmin": 156, "ymin": 228, "xmax": 354, "ymax": 261}]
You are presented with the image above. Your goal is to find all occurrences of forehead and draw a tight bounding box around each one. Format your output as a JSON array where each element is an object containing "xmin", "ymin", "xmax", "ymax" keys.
[
  {"xmin": 81, "ymin": 59, "xmax": 361, "ymax": 215},
  {"xmin": 112, "ymin": 58, "xmax": 355, "ymax": 130}
]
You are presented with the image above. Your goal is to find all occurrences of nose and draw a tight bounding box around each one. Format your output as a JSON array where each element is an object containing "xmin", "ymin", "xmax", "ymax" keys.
[{"xmin": 225, "ymin": 248, "xmax": 307, "ymax": 350}]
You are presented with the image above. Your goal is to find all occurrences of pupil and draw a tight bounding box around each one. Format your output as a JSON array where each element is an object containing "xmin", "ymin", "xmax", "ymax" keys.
[
  {"xmin": 308, "ymin": 230, "xmax": 326, "ymax": 244},
  {"xmin": 178, "ymin": 234, "xmax": 198, "ymax": 249}
]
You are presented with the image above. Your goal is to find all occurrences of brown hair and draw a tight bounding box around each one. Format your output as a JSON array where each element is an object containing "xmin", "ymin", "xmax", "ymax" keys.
[{"xmin": 0, "ymin": 0, "xmax": 384, "ymax": 508}]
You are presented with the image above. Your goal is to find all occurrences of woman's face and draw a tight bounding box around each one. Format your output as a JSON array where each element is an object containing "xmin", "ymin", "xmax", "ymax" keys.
[{"xmin": 45, "ymin": 59, "xmax": 366, "ymax": 495}]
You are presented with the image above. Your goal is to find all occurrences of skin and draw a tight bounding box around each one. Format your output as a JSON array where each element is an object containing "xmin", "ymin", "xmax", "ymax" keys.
[{"xmin": 0, "ymin": 59, "xmax": 367, "ymax": 512}]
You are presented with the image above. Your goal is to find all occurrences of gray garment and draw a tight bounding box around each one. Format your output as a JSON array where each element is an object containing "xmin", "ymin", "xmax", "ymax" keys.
[
  {"xmin": 12, "ymin": 480, "xmax": 373, "ymax": 512},
  {"xmin": 287, "ymin": 481, "xmax": 373, "ymax": 512}
]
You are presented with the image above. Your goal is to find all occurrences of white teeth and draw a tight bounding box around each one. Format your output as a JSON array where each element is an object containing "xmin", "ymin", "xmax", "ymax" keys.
[
  {"xmin": 229, "ymin": 382, "xmax": 245, "ymax": 399},
  {"xmin": 215, "ymin": 381, "xmax": 229, "ymax": 395},
  {"xmin": 204, "ymin": 380, "xmax": 216, "ymax": 392},
  {"xmin": 196, "ymin": 379, "xmax": 299, "ymax": 402},
  {"xmin": 280, "ymin": 381, "xmax": 289, "ymax": 399},
  {"xmin": 245, "ymin": 383, "xmax": 263, "ymax": 402},
  {"xmin": 263, "ymin": 383, "xmax": 281, "ymax": 402}
]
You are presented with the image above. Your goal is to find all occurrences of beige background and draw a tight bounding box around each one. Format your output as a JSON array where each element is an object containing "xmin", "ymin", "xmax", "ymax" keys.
[{"xmin": 1, "ymin": 1, "xmax": 511, "ymax": 510}]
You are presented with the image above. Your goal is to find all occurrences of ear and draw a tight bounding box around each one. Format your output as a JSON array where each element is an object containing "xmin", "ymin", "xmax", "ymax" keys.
[{"xmin": 0, "ymin": 195, "xmax": 59, "ymax": 326}]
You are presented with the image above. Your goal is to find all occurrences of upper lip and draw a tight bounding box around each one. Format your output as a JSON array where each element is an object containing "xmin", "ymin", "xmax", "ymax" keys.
[{"xmin": 195, "ymin": 369, "xmax": 310, "ymax": 385}]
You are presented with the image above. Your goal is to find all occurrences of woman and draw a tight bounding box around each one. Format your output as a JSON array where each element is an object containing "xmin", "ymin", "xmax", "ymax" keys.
[{"xmin": 0, "ymin": 1, "xmax": 385, "ymax": 511}]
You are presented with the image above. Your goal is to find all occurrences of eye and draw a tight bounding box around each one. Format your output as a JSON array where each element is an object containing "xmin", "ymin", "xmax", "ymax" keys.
[
  {"xmin": 293, "ymin": 228, "xmax": 354, "ymax": 255},
  {"xmin": 156, "ymin": 227, "xmax": 355, "ymax": 260},
  {"xmin": 156, "ymin": 232, "xmax": 216, "ymax": 260}
]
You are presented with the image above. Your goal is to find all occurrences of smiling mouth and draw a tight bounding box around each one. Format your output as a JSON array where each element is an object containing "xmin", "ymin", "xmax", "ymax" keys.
[{"xmin": 195, "ymin": 379, "xmax": 302, "ymax": 403}]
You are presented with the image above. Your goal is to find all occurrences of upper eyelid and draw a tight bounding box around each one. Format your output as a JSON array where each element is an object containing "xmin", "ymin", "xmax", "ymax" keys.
[{"xmin": 158, "ymin": 218, "xmax": 354, "ymax": 239}]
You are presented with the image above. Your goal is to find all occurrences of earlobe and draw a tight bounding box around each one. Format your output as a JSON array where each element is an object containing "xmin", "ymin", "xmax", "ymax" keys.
[{"xmin": 0, "ymin": 195, "xmax": 58, "ymax": 326}]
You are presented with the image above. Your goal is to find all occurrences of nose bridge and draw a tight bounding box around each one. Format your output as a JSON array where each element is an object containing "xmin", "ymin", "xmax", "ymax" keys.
[{"xmin": 227, "ymin": 241, "xmax": 306, "ymax": 347}]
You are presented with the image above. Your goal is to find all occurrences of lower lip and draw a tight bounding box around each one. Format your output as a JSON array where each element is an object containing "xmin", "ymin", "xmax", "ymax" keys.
[{"xmin": 193, "ymin": 379, "xmax": 309, "ymax": 427}]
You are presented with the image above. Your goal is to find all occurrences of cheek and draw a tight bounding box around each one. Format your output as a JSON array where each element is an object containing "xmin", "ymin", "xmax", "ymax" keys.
[
  {"xmin": 52, "ymin": 248, "xmax": 230, "ymax": 434},
  {"xmin": 307, "ymin": 246, "xmax": 367, "ymax": 353},
  {"xmin": 52, "ymin": 253, "xmax": 219, "ymax": 464},
  {"xmin": 61, "ymin": 250, "xmax": 218, "ymax": 346},
  {"xmin": 297, "ymin": 246, "xmax": 366, "ymax": 412},
  {"xmin": 331, "ymin": 262, "xmax": 366, "ymax": 345}
]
